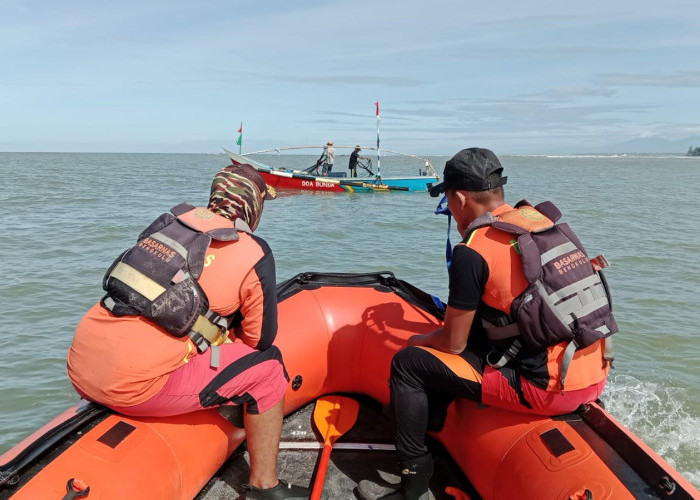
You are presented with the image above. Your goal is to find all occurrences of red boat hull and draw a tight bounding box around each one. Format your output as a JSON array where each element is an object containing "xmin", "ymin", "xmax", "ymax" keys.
[{"xmin": 260, "ymin": 170, "xmax": 347, "ymax": 192}]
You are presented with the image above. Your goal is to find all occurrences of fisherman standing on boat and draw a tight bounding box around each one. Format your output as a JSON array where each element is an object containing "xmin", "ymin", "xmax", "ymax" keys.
[
  {"xmin": 349, "ymin": 145, "xmax": 369, "ymax": 177},
  {"xmin": 321, "ymin": 140, "xmax": 335, "ymax": 176},
  {"xmin": 67, "ymin": 164, "xmax": 309, "ymax": 500},
  {"xmin": 359, "ymin": 148, "xmax": 616, "ymax": 500}
]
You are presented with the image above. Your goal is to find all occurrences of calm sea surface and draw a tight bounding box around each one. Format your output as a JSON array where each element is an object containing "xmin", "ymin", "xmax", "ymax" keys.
[{"xmin": 1, "ymin": 152, "xmax": 698, "ymax": 486}]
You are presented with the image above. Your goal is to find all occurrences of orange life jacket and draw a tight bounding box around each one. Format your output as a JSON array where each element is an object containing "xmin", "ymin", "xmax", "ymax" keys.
[{"xmin": 464, "ymin": 203, "xmax": 612, "ymax": 393}]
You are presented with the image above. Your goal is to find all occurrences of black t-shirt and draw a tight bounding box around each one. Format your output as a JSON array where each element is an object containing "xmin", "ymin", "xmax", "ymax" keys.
[
  {"xmin": 449, "ymin": 239, "xmax": 549, "ymax": 386},
  {"xmin": 349, "ymin": 150, "xmax": 360, "ymax": 168},
  {"xmin": 447, "ymin": 243, "xmax": 489, "ymax": 311},
  {"xmin": 447, "ymin": 243, "xmax": 490, "ymax": 350}
]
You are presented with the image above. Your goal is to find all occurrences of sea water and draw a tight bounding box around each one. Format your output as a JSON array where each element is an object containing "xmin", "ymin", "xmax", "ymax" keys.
[{"xmin": 0, "ymin": 152, "xmax": 698, "ymax": 487}]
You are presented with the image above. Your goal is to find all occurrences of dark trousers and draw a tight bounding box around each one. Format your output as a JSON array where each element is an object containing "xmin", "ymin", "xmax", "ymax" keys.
[{"xmin": 390, "ymin": 346, "xmax": 485, "ymax": 461}]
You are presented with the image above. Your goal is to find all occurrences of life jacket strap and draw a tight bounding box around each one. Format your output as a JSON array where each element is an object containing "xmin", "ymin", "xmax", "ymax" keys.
[
  {"xmin": 190, "ymin": 314, "xmax": 229, "ymax": 346},
  {"xmin": 603, "ymin": 336, "xmax": 615, "ymax": 369},
  {"xmin": 486, "ymin": 339, "xmax": 523, "ymax": 369},
  {"xmin": 102, "ymin": 296, "xmax": 118, "ymax": 312},
  {"xmin": 107, "ymin": 262, "xmax": 230, "ymax": 365},
  {"xmin": 559, "ymin": 340, "xmax": 578, "ymax": 394},
  {"xmin": 188, "ymin": 311, "xmax": 230, "ymax": 369},
  {"xmin": 464, "ymin": 213, "xmax": 497, "ymax": 236},
  {"xmin": 110, "ymin": 262, "xmax": 165, "ymax": 301},
  {"xmin": 536, "ymin": 276, "xmax": 610, "ymax": 333}
]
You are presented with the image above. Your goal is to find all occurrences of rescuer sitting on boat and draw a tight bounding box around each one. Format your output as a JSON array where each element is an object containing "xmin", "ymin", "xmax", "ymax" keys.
[
  {"xmin": 67, "ymin": 164, "xmax": 309, "ymax": 500},
  {"xmin": 359, "ymin": 148, "xmax": 617, "ymax": 500}
]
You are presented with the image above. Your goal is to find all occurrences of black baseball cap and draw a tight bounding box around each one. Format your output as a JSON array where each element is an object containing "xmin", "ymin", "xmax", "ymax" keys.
[{"xmin": 429, "ymin": 148, "xmax": 507, "ymax": 197}]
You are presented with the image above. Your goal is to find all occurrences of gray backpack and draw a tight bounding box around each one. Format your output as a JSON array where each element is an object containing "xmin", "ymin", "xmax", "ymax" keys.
[{"xmin": 469, "ymin": 200, "xmax": 618, "ymax": 391}]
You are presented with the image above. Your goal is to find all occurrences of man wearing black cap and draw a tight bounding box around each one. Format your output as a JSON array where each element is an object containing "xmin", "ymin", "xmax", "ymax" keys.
[
  {"xmin": 348, "ymin": 145, "xmax": 369, "ymax": 177},
  {"xmin": 359, "ymin": 148, "xmax": 611, "ymax": 500}
]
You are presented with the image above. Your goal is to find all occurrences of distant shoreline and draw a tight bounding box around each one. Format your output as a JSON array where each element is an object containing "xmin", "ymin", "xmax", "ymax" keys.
[{"xmin": 2, "ymin": 150, "xmax": 700, "ymax": 157}]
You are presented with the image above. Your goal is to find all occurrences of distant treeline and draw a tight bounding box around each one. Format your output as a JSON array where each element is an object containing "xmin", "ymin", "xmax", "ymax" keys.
[{"xmin": 687, "ymin": 146, "xmax": 700, "ymax": 156}]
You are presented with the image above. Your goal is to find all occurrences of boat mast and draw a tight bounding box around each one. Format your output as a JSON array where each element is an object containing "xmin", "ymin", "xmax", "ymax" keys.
[{"xmin": 375, "ymin": 101, "xmax": 381, "ymax": 178}]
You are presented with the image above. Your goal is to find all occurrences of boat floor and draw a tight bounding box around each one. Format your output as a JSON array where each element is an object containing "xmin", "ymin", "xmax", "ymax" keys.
[{"xmin": 197, "ymin": 396, "xmax": 478, "ymax": 499}]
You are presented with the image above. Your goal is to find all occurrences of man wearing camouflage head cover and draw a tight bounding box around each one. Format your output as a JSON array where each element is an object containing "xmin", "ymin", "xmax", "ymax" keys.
[{"xmin": 68, "ymin": 163, "xmax": 309, "ymax": 499}]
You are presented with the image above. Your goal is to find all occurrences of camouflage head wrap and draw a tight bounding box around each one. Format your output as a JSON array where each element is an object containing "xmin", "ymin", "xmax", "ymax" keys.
[{"xmin": 207, "ymin": 164, "xmax": 277, "ymax": 231}]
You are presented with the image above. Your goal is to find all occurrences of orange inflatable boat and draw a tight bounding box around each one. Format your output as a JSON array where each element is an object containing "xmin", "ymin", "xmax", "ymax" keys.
[{"xmin": 1, "ymin": 272, "xmax": 697, "ymax": 499}]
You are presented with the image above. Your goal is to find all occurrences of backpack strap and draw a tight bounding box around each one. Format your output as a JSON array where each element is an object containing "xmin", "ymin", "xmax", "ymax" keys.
[
  {"xmin": 175, "ymin": 206, "xmax": 240, "ymax": 242},
  {"xmin": 486, "ymin": 339, "xmax": 523, "ymax": 369},
  {"xmin": 171, "ymin": 202, "xmax": 195, "ymax": 216},
  {"xmin": 533, "ymin": 200, "xmax": 562, "ymax": 223},
  {"xmin": 102, "ymin": 262, "xmax": 231, "ymax": 363},
  {"xmin": 464, "ymin": 212, "xmax": 497, "ymax": 239},
  {"xmin": 603, "ymin": 336, "xmax": 615, "ymax": 368},
  {"xmin": 559, "ymin": 340, "xmax": 578, "ymax": 393}
]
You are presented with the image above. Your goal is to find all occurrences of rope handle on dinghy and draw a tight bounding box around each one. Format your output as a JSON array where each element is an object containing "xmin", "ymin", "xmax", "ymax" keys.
[
  {"xmin": 0, "ymin": 402, "xmax": 109, "ymax": 490},
  {"xmin": 276, "ymin": 271, "xmax": 446, "ymax": 320}
]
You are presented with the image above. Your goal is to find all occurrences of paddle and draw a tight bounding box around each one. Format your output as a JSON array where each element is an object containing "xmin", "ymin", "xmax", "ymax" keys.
[{"xmin": 310, "ymin": 395, "xmax": 360, "ymax": 500}]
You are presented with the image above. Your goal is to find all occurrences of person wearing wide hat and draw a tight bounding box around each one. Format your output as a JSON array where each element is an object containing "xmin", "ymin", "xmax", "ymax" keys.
[
  {"xmin": 320, "ymin": 140, "xmax": 335, "ymax": 176},
  {"xmin": 348, "ymin": 145, "xmax": 369, "ymax": 178}
]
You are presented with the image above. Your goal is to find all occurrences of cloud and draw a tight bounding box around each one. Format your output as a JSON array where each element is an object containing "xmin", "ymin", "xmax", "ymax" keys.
[
  {"xmin": 266, "ymin": 74, "xmax": 425, "ymax": 88},
  {"xmin": 517, "ymin": 87, "xmax": 618, "ymax": 101},
  {"xmin": 597, "ymin": 71, "xmax": 700, "ymax": 88}
]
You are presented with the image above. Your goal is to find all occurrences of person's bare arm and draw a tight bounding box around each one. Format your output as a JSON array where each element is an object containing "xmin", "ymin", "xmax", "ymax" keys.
[{"xmin": 407, "ymin": 306, "xmax": 475, "ymax": 353}]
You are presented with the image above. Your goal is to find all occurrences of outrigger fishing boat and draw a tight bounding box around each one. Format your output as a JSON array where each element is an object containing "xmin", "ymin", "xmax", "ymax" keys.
[
  {"xmin": 1, "ymin": 272, "xmax": 698, "ymax": 499},
  {"xmin": 224, "ymin": 147, "xmax": 439, "ymax": 193}
]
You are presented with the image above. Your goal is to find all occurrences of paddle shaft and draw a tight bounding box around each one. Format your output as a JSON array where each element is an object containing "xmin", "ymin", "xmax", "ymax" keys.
[
  {"xmin": 310, "ymin": 443, "xmax": 333, "ymax": 500},
  {"xmin": 309, "ymin": 395, "xmax": 360, "ymax": 500}
]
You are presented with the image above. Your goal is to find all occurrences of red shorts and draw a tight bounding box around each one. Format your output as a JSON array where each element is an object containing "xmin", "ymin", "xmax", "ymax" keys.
[
  {"xmin": 481, "ymin": 365, "xmax": 607, "ymax": 415},
  {"xmin": 106, "ymin": 343, "xmax": 288, "ymax": 417}
]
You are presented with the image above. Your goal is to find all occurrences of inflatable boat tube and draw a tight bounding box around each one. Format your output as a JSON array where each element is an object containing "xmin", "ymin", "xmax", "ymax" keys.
[{"xmin": 1, "ymin": 272, "xmax": 697, "ymax": 499}]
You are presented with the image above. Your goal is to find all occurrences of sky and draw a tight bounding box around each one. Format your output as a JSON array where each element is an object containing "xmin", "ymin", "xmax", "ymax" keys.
[{"xmin": 1, "ymin": 0, "xmax": 699, "ymax": 155}]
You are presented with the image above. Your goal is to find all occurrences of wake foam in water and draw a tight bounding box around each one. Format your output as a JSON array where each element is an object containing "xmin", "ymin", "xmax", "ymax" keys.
[{"xmin": 603, "ymin": 373, "xmax": 700, "ymax": 488}]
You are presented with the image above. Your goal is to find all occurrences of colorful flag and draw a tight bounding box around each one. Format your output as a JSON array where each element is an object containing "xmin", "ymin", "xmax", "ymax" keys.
[
  {"xmin": 236, "ymin": 122, "xmax": 243, "ymax": 153},
  {"xmin": 375, "ymin": 101, "xmax": 380, "ymax": 117}
]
